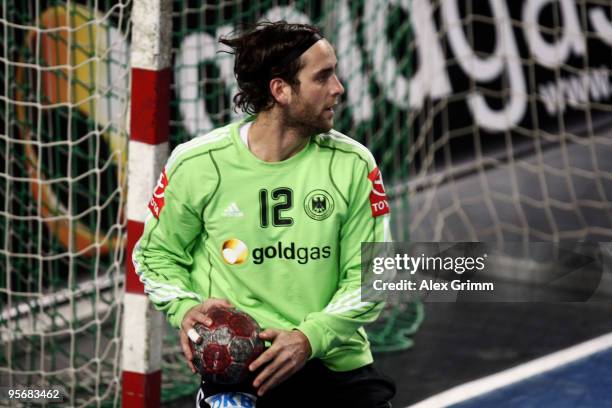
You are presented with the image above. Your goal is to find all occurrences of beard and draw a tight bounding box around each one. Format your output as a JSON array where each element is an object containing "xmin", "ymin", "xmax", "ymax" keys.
[{"xmin": 283, "ymin": 97, "xmax": 332, "ymax": 137}]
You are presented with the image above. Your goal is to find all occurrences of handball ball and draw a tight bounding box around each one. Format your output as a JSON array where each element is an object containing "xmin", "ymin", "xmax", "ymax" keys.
[{"xmin": 190, "ymin": 308, "xmax": 264, "ymax": 384}]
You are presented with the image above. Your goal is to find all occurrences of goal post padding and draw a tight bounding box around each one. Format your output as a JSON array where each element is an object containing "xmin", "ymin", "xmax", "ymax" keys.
[{"xmin": 122, "ymin": 0, "xmax": 173, "ymax": 407}]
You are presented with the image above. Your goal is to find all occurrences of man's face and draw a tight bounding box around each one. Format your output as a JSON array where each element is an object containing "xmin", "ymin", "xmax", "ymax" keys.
[{"xmin": 284, "ymin": 39, "xmax": 345, "ymax": 135}]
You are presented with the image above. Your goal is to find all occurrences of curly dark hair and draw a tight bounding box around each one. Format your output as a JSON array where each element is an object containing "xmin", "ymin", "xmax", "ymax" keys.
[{"xmin": 219, "ymin": 21, "xmax": 324, "ymax": 115}]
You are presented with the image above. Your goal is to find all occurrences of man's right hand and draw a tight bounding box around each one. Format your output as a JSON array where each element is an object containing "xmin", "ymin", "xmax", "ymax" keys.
[{"xmin": 180, "ymin": 298, "xmax": 233, "ymax": 374}]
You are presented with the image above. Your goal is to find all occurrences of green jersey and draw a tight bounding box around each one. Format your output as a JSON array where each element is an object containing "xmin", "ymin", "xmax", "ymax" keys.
[{"xmin": 133, "ymin": 116, "xmax": 391, "ymax": 371}]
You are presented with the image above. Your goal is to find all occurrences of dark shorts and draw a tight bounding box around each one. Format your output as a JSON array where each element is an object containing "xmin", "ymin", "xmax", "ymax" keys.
[{"xmin": 197, "ymin": 359, "xmax": 396, "ymax": 408}]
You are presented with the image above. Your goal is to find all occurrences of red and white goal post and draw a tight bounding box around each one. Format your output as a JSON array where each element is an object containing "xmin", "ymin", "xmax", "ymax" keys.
[{"xmin": 122, "ymin": 0, "xmax": 172, "ymax": 407}]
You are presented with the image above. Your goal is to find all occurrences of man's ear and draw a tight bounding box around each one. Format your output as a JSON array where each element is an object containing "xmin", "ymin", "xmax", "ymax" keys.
[{"xmin": 270, "ymin": 78, "xmax": 291, "ymax": 106}]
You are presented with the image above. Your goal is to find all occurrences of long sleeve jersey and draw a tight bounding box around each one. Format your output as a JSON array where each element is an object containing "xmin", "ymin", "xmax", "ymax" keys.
[{"xmin": 133, "ymin": 116, "xmax": 392, "ymax": 371}]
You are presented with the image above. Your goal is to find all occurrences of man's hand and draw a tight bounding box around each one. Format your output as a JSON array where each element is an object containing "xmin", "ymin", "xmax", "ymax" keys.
[
  {"xmin": 180, "ymin": 298, "xmax": 233, "ymax": 374},
  {"xmin": 249, "ymin": 329, "xmax": 311, "ymax": 396}
]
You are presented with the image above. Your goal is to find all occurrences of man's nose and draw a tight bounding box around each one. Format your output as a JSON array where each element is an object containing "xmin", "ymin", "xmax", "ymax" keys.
[{"xmin": 332, "ymin": 74, "xmax": 344, "ymax": 96}]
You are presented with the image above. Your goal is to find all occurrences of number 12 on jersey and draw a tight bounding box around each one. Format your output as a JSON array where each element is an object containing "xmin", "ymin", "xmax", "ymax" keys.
[{"xmin": 259, "ymin": 188, "xmax": 294, "ymax": 227}]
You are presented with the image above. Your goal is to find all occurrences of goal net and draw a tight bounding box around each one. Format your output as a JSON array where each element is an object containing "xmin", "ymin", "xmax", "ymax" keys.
[
  {"xmin": 404, "ymin": 0, "xmax": 612, "ymax": 245},
  {"xmin": 1, "ymin": 1, "xmax": 129, "ymax": 406},
  {"xmin": 1, "ymin": 0, "xmax": 612, "ymax": 406}
]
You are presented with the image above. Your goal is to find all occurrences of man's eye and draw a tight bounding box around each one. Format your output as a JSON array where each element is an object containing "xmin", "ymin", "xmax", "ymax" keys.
[{"xmin": 317, "ymin": 73, "xmax": 332, "ymax": 82}]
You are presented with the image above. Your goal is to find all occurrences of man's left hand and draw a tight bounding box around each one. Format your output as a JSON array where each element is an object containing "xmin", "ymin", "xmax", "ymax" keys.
[{"xmin": 249, "ymin": 328, "xmax": 311, "ymax": 396}]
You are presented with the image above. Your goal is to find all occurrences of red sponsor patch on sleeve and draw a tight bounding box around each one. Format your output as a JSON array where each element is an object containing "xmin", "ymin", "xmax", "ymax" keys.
[
  {"xmin": 367, "ymin": 167, "xmax": 390, "ymax": 217},
  {"xmin": 148, "ymin": 169, "xmax": 168, "ymax": 219}
]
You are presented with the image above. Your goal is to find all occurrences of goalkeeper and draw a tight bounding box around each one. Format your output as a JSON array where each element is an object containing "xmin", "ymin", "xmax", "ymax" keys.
[{"xmin": 133, "ymin": 21, "xmax": 395, "ymax": 407}]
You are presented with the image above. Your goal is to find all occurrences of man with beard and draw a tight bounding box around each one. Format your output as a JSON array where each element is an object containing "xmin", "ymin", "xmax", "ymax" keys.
[{"xmin": 133, "ymin": 21, "xmax": 395, "ymax": 407}]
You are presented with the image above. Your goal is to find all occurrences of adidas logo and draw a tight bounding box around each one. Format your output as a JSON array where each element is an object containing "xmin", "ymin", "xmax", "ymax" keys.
[{"xmin": 223, "ymin": 202, "xmax": 244, "ymax": 217}]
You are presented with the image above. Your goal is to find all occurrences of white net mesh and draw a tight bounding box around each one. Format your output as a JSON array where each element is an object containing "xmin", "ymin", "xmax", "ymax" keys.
[
  {"xmin": 0, "ymin": 1, "xmax": 130, "ymax": 406},
  {"xmin": 402, "ymin": 1, "xmax": 612, "ymax": 244}
]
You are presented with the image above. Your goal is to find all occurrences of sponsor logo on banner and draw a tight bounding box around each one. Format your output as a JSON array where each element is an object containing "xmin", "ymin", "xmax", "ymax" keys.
[
  {"xmin": 148, "ymin": 169, "xmax": 168, "ymax": 218},
  {"xmin": 368, "ymin": 168, "xmax": 390, "ymax": 217}
]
